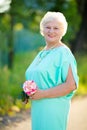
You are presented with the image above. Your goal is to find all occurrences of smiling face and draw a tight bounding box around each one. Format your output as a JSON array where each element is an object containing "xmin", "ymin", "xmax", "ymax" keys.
[
  {"xmin": 40, "ymin": 12, "xmax": 68, "ymax": 45},
  {"xmin": 42, "ymin": 20, "xmax": 63, "ymax": 44}
]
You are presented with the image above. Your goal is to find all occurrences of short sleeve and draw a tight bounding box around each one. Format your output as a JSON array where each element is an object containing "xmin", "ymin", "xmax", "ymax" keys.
[{"xmin": 61, "ymin": 51, "xmax": 79, "ymax": 88}]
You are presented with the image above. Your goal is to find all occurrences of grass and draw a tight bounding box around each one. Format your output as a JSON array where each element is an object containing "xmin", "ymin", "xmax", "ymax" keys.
[{"xmin": 0, "ymin": 51, "xmax": 87, "ymax": 115}]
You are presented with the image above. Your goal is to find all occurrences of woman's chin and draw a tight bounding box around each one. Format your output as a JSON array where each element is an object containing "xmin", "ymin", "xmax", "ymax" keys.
[{"xmin": 46, "ymin": 39, "xmax": 56, "ymax": 43}]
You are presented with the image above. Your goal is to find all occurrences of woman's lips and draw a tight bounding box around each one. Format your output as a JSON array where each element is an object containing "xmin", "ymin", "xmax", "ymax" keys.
[{"xmin": 48, "ymin": 35, "xmax": 55, "ymax": 38}]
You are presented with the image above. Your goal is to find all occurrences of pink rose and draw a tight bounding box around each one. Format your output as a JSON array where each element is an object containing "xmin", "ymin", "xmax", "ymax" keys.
[{"xmin": 23, "ymin": 80, "xmax": 37, "ymax": 96}]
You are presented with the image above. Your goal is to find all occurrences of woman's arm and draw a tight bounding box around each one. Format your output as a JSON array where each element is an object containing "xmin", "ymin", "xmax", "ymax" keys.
[{"xmin": 31, "ymin": 66, "xmax": 76, "ymax": 100}]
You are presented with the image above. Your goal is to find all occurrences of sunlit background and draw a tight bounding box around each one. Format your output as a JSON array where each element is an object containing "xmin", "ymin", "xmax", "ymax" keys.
[
  {"xmin": 0, "ymin": 0, "xmax": 11, "ymax": 13},
  {"xmin": 0, "ymin": 0, "xmax": 87, "ymax": 129}
]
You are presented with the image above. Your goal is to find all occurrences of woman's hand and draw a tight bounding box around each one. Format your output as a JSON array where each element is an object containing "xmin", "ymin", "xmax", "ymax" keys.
[{"xmin": 30, "ymin": 89, "xmax": 44, "ymax": 100}]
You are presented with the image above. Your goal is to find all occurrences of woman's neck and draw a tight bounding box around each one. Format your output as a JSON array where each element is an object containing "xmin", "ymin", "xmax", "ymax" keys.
[{"xmin": 45, "ymin": 41, "xmax": 63, "ymax": 50}]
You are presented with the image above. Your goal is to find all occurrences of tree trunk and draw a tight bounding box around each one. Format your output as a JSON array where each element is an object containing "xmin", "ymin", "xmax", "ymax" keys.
[
  {"xmin": 8, "ymin": 15, "xmax": 14, "ymax": 69},
  {"xmin": 71, "ymin": 0, "xmax": 87, "ymax": 53}
]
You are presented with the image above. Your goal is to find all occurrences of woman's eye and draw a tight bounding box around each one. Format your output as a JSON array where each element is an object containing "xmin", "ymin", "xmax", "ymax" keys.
[
  {"xmin": 46, "ymin": 26, "xmax": 51, "ymax": 29},
  {"xmin": 45, "ymin": 26, "xmax": 59, "ymax": 30},
  {"xmin": 54, "ymin": 27, "xmax": 58, "ymax": 30}
]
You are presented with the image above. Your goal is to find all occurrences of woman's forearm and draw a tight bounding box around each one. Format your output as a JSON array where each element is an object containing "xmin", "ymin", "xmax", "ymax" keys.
[
  {"xmin": 43, "ymin": 81, "xmax": 76, "ymax": 98},
  {"xmin": 30, "ymin": 81, "xmax": 76, "ymax": 100}
]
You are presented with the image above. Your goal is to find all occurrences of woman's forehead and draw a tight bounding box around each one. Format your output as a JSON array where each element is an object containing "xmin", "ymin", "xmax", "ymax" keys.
[{"xmin": 44, "ymin": 20, "xmax": 63, "ymax": 27}]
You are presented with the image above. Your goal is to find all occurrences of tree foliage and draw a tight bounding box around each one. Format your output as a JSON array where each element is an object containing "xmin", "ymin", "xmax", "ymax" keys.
[{"xmin": 0, "ymin": 0, "xmax": 86, "ymax": 68}]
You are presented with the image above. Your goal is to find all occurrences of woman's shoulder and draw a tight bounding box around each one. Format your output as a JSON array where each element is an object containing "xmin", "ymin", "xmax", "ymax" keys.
[
  {"xmin": 60, "ymin": 44, "xmax": 71, "ymax": 51},
  {"xmin": 61, "ymin": 44, "xmax": 73, "ymax": 55},
  {"xmin": 59, "ymin": 44, "xmax": 76, "ymax": 61}
]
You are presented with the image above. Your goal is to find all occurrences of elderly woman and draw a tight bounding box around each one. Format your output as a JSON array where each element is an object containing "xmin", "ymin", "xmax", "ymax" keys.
[{"xmin": 25, "ymin": 12, "xmax": 79, "ymax": 130}]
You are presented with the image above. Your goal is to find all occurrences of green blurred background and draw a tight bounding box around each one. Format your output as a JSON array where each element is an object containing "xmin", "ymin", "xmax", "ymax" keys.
[{"xmin": 0, "ymin": 0, "xmax": 87, "ymax": 116}]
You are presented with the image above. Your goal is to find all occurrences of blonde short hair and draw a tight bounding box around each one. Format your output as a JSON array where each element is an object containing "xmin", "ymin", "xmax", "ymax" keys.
[{"xmin": 40, "ymin": 11, "xmax": 68, "ymax": 37}]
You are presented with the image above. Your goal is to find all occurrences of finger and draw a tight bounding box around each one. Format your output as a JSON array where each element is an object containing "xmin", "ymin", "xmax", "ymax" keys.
[
  {"xmin": 30, "ymin": 96, "xmax": 33, "ymax": 99},
  {"xmin": 29, "ymin": 93, "xmax": 35, "ymax": 97}
]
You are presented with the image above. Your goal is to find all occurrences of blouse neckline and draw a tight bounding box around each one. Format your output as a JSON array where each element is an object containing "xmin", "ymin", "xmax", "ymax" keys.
[{"xmin": 42, "ymin": 44, "xmax": 66, "ymax": 52}]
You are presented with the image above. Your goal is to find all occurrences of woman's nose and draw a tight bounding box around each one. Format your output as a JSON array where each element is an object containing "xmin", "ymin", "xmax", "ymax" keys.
[{"xmin": 49, "ymin": 28, "xmax": 54, "ymax": 33}]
